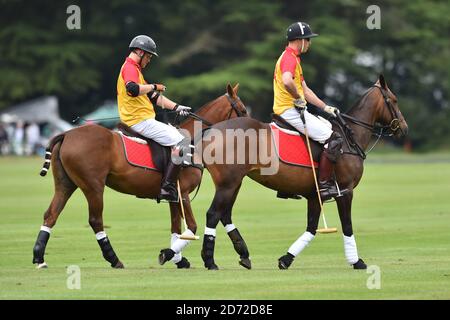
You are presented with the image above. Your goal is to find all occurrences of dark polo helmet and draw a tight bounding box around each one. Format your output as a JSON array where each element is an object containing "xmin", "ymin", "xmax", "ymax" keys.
[
  {"xmin": 286, "ymin": 22, "xmax": 319, "ymax": 41},
  {"xmin": 129, "ymin": 35, "xmax": 159, "ymax": 57}
]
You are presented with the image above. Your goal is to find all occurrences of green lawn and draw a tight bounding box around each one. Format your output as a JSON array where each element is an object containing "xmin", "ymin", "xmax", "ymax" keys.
[{"xmin": 0, "ymin": 155, "xmax": 449, "ymax": 299}]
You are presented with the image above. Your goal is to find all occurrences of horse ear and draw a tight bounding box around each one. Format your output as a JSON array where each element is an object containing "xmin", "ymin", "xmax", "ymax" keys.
[
  {"xmin": 379, "ymin": 74, "xmax": 387, "ymax": 89},
  {"xmin": 233, "ymin": 83, "xmax": 240, "ymax": 95},
  {"xmin": 226, "ymin": 83, "xmax": 235, "ymax": 97}
]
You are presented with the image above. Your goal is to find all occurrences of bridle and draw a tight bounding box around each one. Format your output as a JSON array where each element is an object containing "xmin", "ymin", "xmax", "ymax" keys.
[
  {"xmin": 181, "ymin": 93, "xmax": 247, "ymax": 127},
  {"xmin": 341, "ymin": 85, "xmax": 402, "ymax": 137},
  {"xmin": 374, "ymin": 84, "xmax": 403, "ymax": 135},
  {"xmin": 337, "ymin": 85, "xmax": 403, "ymax": 159},
  {"xmin": 225, "ymin": 93, "xmax": 247, "ymax": 119}
]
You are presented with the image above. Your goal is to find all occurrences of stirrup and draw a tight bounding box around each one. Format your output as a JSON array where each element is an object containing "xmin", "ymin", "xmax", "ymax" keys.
[
  {"xmin": 159, "ymin": 195, "xmax": 179, "ymax": 203},
  {"xmin": 319, "ymin": 182, "xmax": 348, "ymax": 201},
  {"xmin": 276, "ymin": 191, "xmax": 302, "ymax": 200},
  {"xmin": 156, "ymin": 194, "xmax": 182, "ymax": 203},
  {"xmin": 333, "ymin": 181, "xmax": 349, "ymax": 198},
  {"xmin": 335, "ymin": 181, "xmax": 342, "ymax": 197},
  {"xmin": 158, "ymin": 188, "xmax": 179, "ymax": 203}
]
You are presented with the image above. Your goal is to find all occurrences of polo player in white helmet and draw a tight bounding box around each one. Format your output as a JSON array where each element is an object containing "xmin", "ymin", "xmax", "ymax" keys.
[{"xmin": 273, "ymin": 22, "xmax": 349, "ymax": 200}]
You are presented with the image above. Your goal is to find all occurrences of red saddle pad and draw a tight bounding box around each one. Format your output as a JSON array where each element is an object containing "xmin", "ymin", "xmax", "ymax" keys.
[
  {"xmin": 120, "ymin": 134, "xmax": 158, "ymax": 171},
  {"xmin": 270, "ymin": 123, "xmax": 318, "ymax": 168}
]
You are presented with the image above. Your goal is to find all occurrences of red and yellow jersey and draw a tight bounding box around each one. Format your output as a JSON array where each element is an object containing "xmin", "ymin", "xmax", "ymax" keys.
[
  {"xmin": 117, "ymin": 57, "xmax": 155, "ymax": 126},
  {"xmin": 273, "ymin": 46, "xmax": 305, "ymax": 115}
]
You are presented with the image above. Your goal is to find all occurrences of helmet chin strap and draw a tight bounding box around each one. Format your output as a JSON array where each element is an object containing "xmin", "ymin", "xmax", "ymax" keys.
[
  {"xmin": 138, "ymin": 52, "xmax": 146, "ymax": 68},
  {"xmin": 300, "ymin": 39, "xmax": 305, "ymax": 53}
]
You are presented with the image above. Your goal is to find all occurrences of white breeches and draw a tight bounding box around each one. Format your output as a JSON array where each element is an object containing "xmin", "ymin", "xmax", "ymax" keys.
[
  {"xmin": 280, "ymin": 107, "xmax": 333, "ymax": 144},
  {"xmin": 131, "ymin": 118, "xmax": 184, "ymax": 147}
]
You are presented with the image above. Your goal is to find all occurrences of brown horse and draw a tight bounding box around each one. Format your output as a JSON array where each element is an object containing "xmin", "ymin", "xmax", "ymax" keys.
[
  {"xmin": 32, "ymin": 84, "xmax": 247, "ymax": 269},
  {"xmin": 199, "ymin": 75, "xmax": 408, "ymax": 270}
]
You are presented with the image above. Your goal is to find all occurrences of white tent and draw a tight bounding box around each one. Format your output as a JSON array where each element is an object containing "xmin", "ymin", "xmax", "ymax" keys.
[{"xmin": 0, "ymin": 96, "xmax": 73, "ymax": 132}]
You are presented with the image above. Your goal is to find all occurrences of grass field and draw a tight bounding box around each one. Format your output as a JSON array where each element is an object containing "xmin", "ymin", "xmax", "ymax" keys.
[{"xmin": 1, "ymin": 154, "xmax": 450, "ymax": 300}]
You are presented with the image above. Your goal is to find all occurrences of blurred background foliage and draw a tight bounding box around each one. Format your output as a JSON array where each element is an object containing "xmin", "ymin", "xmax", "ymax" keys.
[{"xmin": 0, "ymin": 0, "xmax": 448, "ymax": 149}]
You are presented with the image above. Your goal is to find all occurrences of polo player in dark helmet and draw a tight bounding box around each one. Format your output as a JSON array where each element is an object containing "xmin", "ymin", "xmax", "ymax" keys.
[
  {"xmin": 273, "ymin": 22, "xmax": 348, "ymax": 200},
  {"xmin": 117, "ymin": 35, "xmax": 191, "ymax": 202}
]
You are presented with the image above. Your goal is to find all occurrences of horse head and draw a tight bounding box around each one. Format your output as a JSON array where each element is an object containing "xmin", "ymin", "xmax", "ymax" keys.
[
  {"xmin": 374, "ymin": 74, "xmax": 409, "ymax": 138},
  {"xmin": 179, "ymin": 84, "xmax": 248, "ymax": 134},
  {"xmin": 224, "ymin": 83, "xmax": 248, "ymax": 118}
]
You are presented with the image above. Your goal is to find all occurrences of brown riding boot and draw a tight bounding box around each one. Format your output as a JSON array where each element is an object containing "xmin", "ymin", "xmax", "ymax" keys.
[
  {"xmin": 159, "ymin": 161, "xmax": 182, "ymax": 202},
  {"xmin": 318, "ymin": 151, "xmax": 348, "ymax": 201}
]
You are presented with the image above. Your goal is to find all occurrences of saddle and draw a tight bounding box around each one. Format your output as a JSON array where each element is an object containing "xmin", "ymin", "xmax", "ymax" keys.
[
  {"xmin": 271, "ymin": 113, "xmax": 322, "ymax": 163},
  {"xmin": 270, "ymin": 114, "xmax": 324, "ymax": 200},
  {"xmin": 117, "ymin": 122, "xmax": 171, "ymax": 175}
]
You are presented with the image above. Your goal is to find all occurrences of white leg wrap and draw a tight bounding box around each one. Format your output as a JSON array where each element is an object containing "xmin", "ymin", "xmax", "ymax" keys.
[
  {"xmin": 95, "ymin": 231, "xmax": 107, "ymax": 240},
  {"xmin": 225, "ymin": 224, "xmax": 236, "ymax": 233},
  {"xmin": 288, "ymin": 231, "xmax": 315, "ymax": 257},
  {"xmin": 171, "ymin": 229, "xmax": 194, "ymax": 254},
  {"xmin": 40, "ymin": 226, "xmax": 52, "ymax": 234},
  {"xmin": 171, "ymin": 233, "xmax": 182, "ymax": 263},
  {"xmin": 204, "ymin": 227, "xmax": 216, "ymax": 237},
  {"xmin": 343, "ymin": 235, "xmax": 359, "ymax": 265}
]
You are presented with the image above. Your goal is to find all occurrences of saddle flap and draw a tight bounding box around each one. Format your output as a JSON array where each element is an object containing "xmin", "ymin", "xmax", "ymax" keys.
[
  {"xmin": 117, "ymin": 122, "xmax": 171, "ymax": 173},
  {"xmin": 270, "ymin": 123, "xmax": 322, "ymax": 167}
]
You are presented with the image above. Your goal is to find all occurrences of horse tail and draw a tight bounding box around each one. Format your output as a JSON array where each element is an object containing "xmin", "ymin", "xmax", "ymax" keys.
[{"xmin": 40, "ymin": 133, "xmax": 65, "ymax": 177}]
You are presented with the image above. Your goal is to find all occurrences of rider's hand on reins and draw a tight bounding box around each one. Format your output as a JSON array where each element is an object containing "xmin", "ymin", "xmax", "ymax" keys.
[
  {"xmin": 293, "ymin": 98, "xmax": 307, "ymax": 122},
  {"xmin": 293, "ymin": 98, "xmax": 307, "ymax": 109},
  {"xmin": 152, "ymin": 83, "xmax": 166, "ymax": 92},
  {"xmin": 324, "ymin": 105, "xmax": 340, "ymax": 117},
  {"xmin": 174, "ymin": 104, "xmax": 191, "ymax": 116}
]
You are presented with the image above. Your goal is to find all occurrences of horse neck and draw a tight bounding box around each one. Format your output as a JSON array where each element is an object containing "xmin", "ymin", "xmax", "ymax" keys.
[
  {"xmin": 346, "ymin": 89, "xmax": 383, "ymax": 151},
  {"xmin": 180, "ymin": 96, "xmax": 230, "ymax": 137}
]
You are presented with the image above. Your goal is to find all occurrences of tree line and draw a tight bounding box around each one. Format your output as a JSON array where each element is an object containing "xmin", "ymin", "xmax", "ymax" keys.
[{"xmin": 0, "ymin": 0, "xmax": 448, "ymax": 149}]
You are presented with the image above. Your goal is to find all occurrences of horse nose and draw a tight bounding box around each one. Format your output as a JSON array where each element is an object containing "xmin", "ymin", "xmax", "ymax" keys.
[{"xmin": 403, "ymin": 124, "xmax": 409, "ymax": 136}]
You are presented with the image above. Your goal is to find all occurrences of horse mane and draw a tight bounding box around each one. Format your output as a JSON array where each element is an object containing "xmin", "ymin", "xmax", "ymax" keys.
[
  {"xmin": 346, "ymin": 87, "xmax": 376, "ymax": 115},
  {"xmin": 179, "ymin": 95, "xmax": 223, "ymax": 126}
]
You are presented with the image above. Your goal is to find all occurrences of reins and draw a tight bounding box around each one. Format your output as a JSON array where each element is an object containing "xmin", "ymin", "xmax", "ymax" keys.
[{"xmin": 336, "ymin": 85, "xmax": 402, "ymax": 159}]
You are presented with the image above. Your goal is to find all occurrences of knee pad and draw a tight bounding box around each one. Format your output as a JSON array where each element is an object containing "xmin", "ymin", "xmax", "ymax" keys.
[
  {"xmin": 173, "ymin": 137, "xmax": 192, "ymax": 164},
  {"xmin": 175, "ymin": 137, "xmax": 191, "ymax": 156}
]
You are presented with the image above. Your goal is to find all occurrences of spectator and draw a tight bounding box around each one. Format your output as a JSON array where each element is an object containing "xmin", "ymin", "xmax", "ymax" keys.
[
  {"xmin": 25, "ymin": 122, "xmax": 41, "ymax": 155},
  {"xmin": 13, "ymin": 121, "xmax": 25, "ymax": 155},
  {"xmin": 0, "ymin": 123, "xmax": 9, "ymax": 155}
]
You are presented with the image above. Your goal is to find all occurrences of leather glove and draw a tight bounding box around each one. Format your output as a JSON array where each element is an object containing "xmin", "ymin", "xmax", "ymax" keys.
[
  {"xmin": 293, "ymin": 98, "xmax": 307, "ymax": 109},
  {"xmin": 152, "ymin": 83, "xmax": 166, "ymax": 92},
  {"xmin": 324, "ymin": 105, "xmax": 340, "ymax": 117},
  {"xmin": 175, "ymin": 104, "xmax": 191, "ymax": 116}
]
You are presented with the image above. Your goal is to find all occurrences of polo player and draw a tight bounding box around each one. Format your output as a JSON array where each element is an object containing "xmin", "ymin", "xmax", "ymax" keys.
[
  {"xmin": 273, "ymin": 22, "xmax": 348, "ymax": 200},
  {"xmin": 117, "ymin": 35, "xmax": 191, "ymax": 202}
]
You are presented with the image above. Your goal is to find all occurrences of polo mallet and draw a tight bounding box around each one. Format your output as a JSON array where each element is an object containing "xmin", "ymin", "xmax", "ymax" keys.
[
  {"xmin": 298, "ymin": 107, "xmax": 337, "ymax": 234},
  {"xmin": 177, "ymin": 180, "xmax": 200, "ymax": 240}
]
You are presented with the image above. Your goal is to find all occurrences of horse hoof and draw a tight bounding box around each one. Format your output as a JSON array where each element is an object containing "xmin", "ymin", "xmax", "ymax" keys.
[
  {"xmin": 239, "ymin": 258, "xmax": 252, "ymax": 270},
  {"xmin": 36, "ymin": 262, "xmax": 48, "ymax": 269},
  {"xmin": 113, "ymin": 261, "xmax": 125, "ymax": 269},
  {"xmin": 204, "ymin": 260, "xmax": 219, "ymax": 270},
  {"xmin": 278, "ymin": 254, "xmax": 294, "ymax": 270},
  {"xmin": 159, "ymin": 249, "xmax": 175, "ymax": 265},
  {"xmin": 207, "ymin": 263, "xmax": 219, "ymax": 270},
  {"xmin": 176, "ymin": 257, "xmax": 191, "ymax": 269},
  {"xmin": 353, "ymin": 258, "xmax": 367, "ymax": 270}
]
